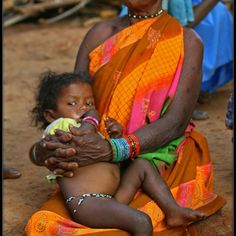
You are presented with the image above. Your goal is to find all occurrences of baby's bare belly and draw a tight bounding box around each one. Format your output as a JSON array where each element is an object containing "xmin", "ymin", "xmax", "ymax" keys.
[{"xmin": 58, "ymin": 162, "xmax": 120, "ymax": 198}]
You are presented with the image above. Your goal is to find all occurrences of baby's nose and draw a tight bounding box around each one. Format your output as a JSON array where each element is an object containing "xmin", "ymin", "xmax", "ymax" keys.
[{"xmin": 77, "ymin": 104, "xmax": 89, "ymax": 112}]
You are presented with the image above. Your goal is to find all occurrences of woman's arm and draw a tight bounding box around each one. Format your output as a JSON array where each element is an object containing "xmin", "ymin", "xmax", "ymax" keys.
[
  {"xmin": 29, "ymin": 25, "xmax": 203, "ymax": 172},
  {"xmin": 74, "ymin": 19, "xmax": 119, "ymax": 72},
  {"xmin": 52, "ymin": 28, "xmax": 203, "ymax": 161},
  {"xmin": 187, "ymin": 0, "xmax": 221, "ymax": 28},
  {"xmin": 134, "ymin": 28, "xmax": 203, "ymax": 153}
]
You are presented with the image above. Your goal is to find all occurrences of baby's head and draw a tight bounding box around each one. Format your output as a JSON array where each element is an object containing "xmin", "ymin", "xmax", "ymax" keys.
[{"xmin": 32, "ymin": 71, "xmax": 95, "ymax": 129}]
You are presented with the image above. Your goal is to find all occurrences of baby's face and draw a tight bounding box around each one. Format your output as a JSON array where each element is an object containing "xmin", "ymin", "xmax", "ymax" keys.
[{"xmin": 55, "ymin": 82, "xmax": 95, "ymax": 122}]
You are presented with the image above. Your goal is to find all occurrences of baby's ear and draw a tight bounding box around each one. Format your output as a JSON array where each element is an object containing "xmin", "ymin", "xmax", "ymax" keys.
[{"xmin": 43, "ymin": 109, "xmax": 58, "ymax": 123}]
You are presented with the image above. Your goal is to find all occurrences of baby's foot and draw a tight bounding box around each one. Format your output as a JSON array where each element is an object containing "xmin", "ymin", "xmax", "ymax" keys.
[{"xmin": 166, "ymin": 206, "xmax": 206, "ymax": 227}]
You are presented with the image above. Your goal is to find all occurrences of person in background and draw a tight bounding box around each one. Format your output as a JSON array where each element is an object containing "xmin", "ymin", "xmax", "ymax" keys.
[
  {"xmin": 187, "ymin": 0, "xmax": 233, "ymax": 105},
  {"xmin": 225, "ymin": 92, "xmax": 233, "ymax": 130},
  {"xmin": 120, "ymin": 0, "xmax": 233, "ymax": 121}
]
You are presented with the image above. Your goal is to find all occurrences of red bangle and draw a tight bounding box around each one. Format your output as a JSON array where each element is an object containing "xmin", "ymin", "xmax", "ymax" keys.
[
  {"xmin": 129, "ymin": 134, "xmax": 140, "ymax": 156},
  {"xmin": 125, "ymin": 134, "xmax": 140, "ymax": 160}
]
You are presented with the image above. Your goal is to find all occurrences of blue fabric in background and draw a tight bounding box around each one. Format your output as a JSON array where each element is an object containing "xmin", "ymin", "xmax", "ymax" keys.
[
  {"xmin": 119, "ymin": 1, "xmax": 233, "ymax": 93},
  {"xmin": 119, "ymin": 5, "xmax": 128, "ymax": 16},
  {"xmin": 167, "ymin": 0, "xmax": 194, "ymax": 25},
  {"xmin": 191, "ymin": 0, "xmax": 233, "ymax": 93}
]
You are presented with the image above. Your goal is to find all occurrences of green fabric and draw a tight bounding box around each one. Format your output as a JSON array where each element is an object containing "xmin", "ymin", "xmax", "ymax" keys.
[
  {"xmin": 45, "ymin": 174, "xmax": 63, "ymax": 184},
  {"xmin": 139, "ymin": 136, "xmax": 184, "ymax": 167},
  {"xmin": 139, "ymin": 97, "xmax": 185, "ymax": 167},
  {"xmin": 160, "ymin": 97, "xmax": 172, "ymax": 117}
]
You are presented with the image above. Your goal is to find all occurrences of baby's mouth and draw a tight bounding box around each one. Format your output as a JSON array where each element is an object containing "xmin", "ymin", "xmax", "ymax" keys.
[{"xmin": 75, "ymin": 111, "xmax": 87, "ymax": 122}]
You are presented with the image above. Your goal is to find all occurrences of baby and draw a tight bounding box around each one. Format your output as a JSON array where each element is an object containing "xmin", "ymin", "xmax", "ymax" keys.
[{"xmin": 31, "ymin": 71, "xmax": 205, "ymax": 235}]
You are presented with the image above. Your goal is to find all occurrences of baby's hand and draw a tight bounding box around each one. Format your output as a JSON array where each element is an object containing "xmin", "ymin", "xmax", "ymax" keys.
[{"xmin": 104, "ymin": 116, "xmax": 123, "ymax": 138}]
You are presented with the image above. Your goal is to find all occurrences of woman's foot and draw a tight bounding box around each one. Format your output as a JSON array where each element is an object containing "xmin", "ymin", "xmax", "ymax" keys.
[
  {"xmin": 166, "ymin": 206, "xmax": 206, "ymax": 227},
  {"xmin": 3, "ymin": 167, "xmax": 21, "ymax": 179}
]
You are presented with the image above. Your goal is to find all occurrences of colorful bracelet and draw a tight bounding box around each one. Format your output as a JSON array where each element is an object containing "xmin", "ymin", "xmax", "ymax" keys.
[
  {"xmin": 109, "ymin": 138, "xmax": 130, "ymax": 163},
  {"xmin": 128, "ymin": 134, "xmax": 140, "ymax": 156},
  {"xmin": 82, "ymin": 116, "xmax": 99, "ymax": 128},
  {"xmin": 109, "ymin": 139, "xmax": 119, "ymax": 162},
  {"xmin": 123, "ymin": 135, "xmax": 133, "ymax": 155},
  {"xmin": 124, "ymin": 134, "xmax": 140, "ymax": 160}
]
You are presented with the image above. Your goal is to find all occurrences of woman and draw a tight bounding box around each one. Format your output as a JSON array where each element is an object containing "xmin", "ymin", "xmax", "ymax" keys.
[{"xmin": 25, "ymin": 0, "xmax": 225, "ymax": 235}]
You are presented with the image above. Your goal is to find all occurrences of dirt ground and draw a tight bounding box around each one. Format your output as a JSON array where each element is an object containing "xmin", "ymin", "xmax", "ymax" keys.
[{"xmin": 3, "ymin": 20, "xmax": 233, "ymax": 236}]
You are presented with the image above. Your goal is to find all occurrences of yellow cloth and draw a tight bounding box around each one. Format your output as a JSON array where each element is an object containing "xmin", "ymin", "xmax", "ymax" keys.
[{"xmin": 43, "ymin": 118, "xmax": 80, "ymax": 137}]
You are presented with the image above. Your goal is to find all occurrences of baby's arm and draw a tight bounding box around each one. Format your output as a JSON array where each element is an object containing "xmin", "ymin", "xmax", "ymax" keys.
[{"xmin": 104, "ymin": 117, "xmax": 123, "ymax": 138}]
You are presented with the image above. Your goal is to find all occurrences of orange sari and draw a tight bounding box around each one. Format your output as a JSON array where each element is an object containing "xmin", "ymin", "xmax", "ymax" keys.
[{"xmin": 25, "ymin": 12, "xmax": 225, "ymax": 236}]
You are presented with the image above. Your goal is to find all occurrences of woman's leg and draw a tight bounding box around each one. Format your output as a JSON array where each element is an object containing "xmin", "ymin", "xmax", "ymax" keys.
[
  {"xmin": 114, "ymin": 158, "xmax": 205, "ymax": 227},
  {"xmin": 67, "ymin": 196, "xmax": 153, "ymax": 236}
]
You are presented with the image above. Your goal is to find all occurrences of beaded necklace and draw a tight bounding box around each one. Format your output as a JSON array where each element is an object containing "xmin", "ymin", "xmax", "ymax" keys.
[{"xmin": 128, "ymin": 9, "xmax": 164, "ymax": 19}]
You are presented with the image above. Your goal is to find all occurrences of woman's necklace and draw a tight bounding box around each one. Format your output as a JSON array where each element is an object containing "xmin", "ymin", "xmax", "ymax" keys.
[{"xmin": 128, "ymin": 9, "xmax": 164, "ymax": 19}]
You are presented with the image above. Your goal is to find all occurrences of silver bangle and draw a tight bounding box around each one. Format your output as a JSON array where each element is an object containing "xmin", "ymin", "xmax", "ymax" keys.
[{"xmin": 31, "ymin": 145, "xmax": 38, "ymax": 163}]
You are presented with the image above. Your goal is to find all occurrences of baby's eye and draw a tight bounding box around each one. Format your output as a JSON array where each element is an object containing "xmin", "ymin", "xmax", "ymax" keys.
[
  {"xmin": 67, "ymin": 101, "xmax": 77, "ymax": 106},
  {"xmin": 86, "ymin": 101, "xmax": 94, "ymax": 107}
]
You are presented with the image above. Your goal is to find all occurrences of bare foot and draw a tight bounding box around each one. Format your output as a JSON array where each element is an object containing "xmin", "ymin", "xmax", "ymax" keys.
[
  {"xmin": 166, "ymin": 206, "xmax": 206, "ymax": 227},
  {"xmin": 3, "ymin": 167, "xmax": 21, "ymax": 179}
]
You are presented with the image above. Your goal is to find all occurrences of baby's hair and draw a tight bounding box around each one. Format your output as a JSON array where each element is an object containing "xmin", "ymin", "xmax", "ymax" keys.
[{"xmin": 31, "ymin": 70, "xmax": 92, "ymax": 130}]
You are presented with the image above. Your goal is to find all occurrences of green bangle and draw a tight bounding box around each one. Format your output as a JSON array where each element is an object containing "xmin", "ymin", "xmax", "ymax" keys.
[{"xmin": 109, "ymin": 139, "xmax": 120, "ymax": 163}]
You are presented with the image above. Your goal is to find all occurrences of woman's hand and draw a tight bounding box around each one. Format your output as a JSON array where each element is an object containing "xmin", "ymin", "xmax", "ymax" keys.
[
  {"xmin": 31, "ymin": 133, "xmax": 79, "ymax": 177},
  {"xmin": 41, "ymin": 123, "xmax": 113, "ymax": 176},
  {"xmin": 56, "ymin": 123, "xmax": 113, "ymax": 164}
]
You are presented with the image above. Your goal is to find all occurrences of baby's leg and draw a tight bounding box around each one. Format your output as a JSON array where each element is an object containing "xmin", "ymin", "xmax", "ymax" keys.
[
  {"xmin": 66, "ymin": 195, "xmax": 153, "ymax": 236},
  {"xmin": 115, "ymin": 158, "xmax": 205, "ymax": 227}
]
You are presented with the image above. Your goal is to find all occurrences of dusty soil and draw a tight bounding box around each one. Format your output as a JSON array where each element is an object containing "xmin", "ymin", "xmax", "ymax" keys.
[{"xmin": 3, "ymin": 21, "xmax": 233, "ymax": 236}]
